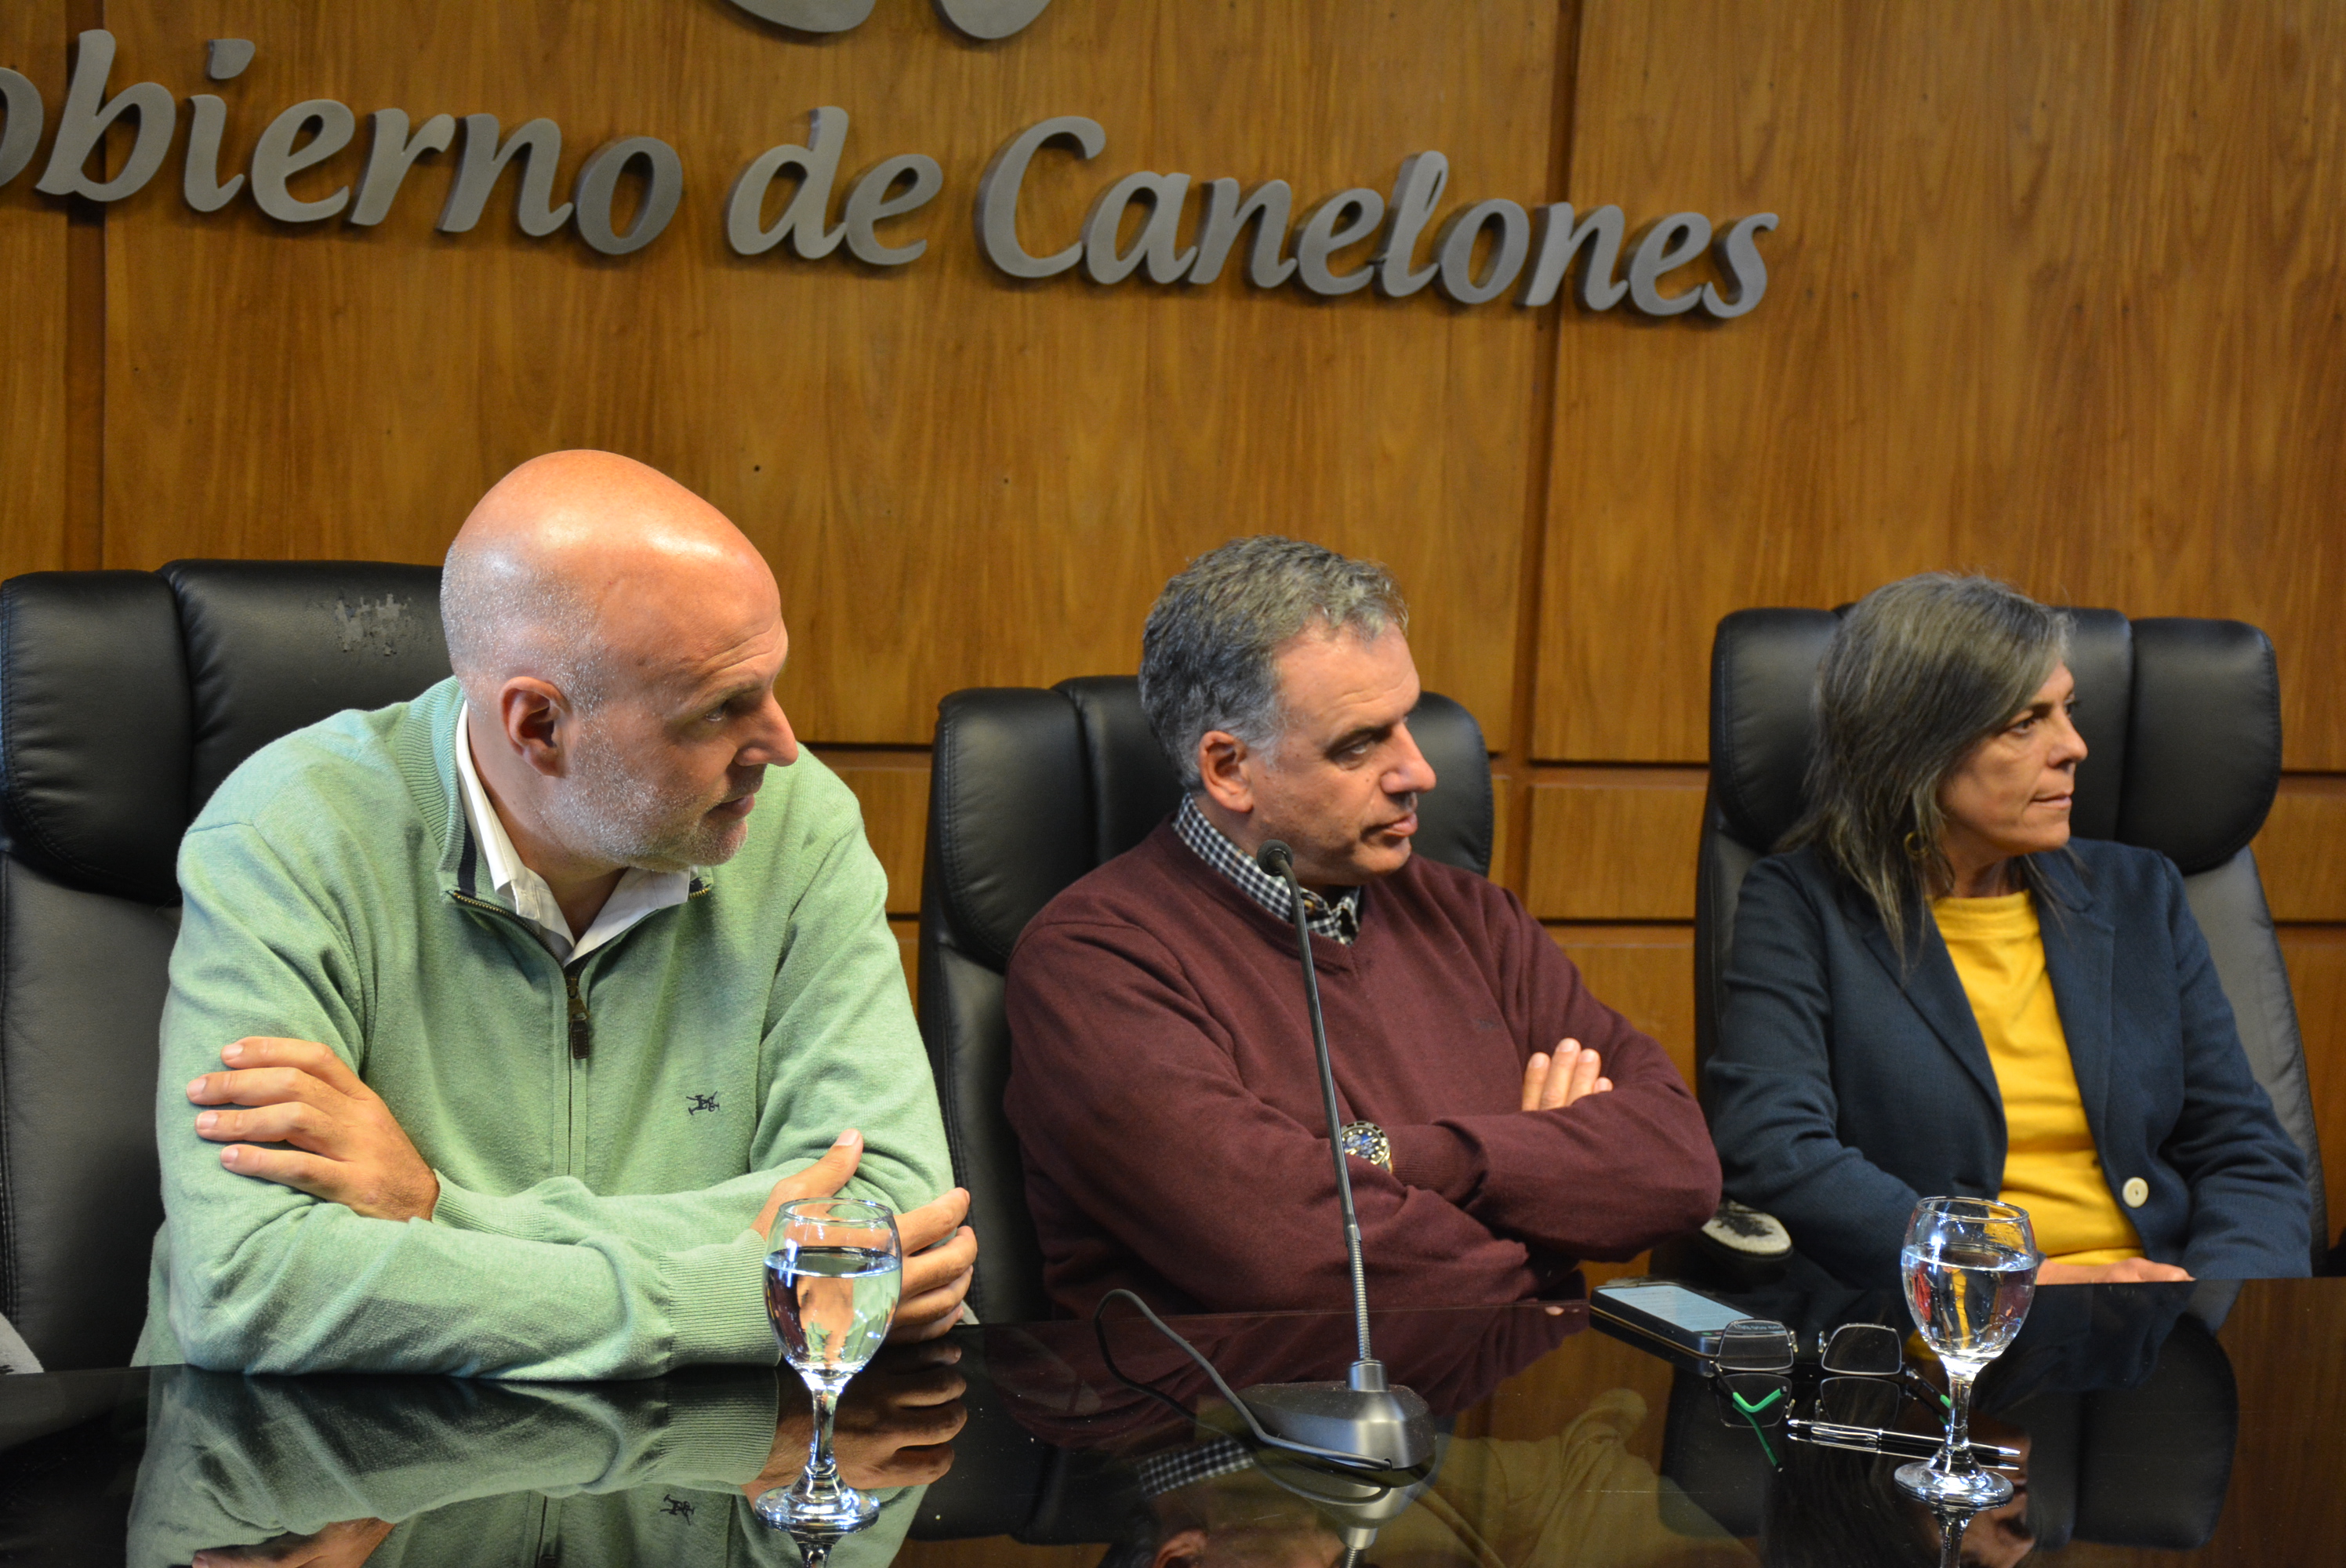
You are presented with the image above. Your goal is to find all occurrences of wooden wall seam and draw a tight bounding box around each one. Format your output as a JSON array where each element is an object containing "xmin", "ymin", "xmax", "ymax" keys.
[
  {"xmin": 1496, "ymin": 0, "xmax": 1585, "ymax": 898},
  {"xmin": 61, "ymin": 3, "xmax": 103, "ymax": 571}
]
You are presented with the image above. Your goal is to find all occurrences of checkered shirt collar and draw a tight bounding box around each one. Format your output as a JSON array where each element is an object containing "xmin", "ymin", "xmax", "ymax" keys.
[
  {"xmin": 1136, "ymin": 1435, "xmax": 1255, "ymax": 1500},
  {"xmin": 1174, "ymin": 797, "xmax": 1363, "ymax": 945}
]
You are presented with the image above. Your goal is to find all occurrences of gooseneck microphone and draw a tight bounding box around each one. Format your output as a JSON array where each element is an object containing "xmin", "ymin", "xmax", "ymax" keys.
[
  {"xmin": 1240, "ymin": 840, "xmax": 1433, "ymax": 1473},
  {"xmin": 1255, "ymin": 840, "xmax": 1375, "ymax": 1369}
]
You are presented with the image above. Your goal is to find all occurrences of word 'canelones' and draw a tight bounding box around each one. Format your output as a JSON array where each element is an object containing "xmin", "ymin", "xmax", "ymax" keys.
[
  {"xmin": 1, "ymin": 34, "xmax": 1776, "ymax": 318},
  {"xmin": 974, "ymin": 115, "xmax": 1775, "ymax": 316}
]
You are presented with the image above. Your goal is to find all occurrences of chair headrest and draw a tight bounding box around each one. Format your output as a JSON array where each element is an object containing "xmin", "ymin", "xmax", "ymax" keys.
[
  {"xmin": 0, "ymin": 562, "xmax": 449, "ymax": 907},
  {"xmin": 162, "ymin": 561, "xmax": 449, "ymax": 811},
  {"xmin": 2055, "ymin": 608, "xmax": 2135, "ymax": 843},
  {"xmin": 2116, "ymin": 619, "xmax": 2280, "ymax": 873},
  {"xmin": 1055, "ymin": 677, "xmax": 1184, "ymax": 868},
  {"xmin": 928, "ymin": 677, "xmax": 1497, "ymax": 974},
  {"xmin": 0, "ymin": 573, "xmax": 192, "ymax": 906},
  {"xmin": 1708, "ymin": 608, "xmax": 2275, "ymax": 873},
  {"xmin": 928, "ymin": 688, "xmax": 1095, "ymax": 972},
  {"xmin": 1400, "ymin": 690, "xmax": 1494, "ymax": 877},
  {"xmin": 1708, "ymin": 608, "xmax": 1835, "ymax": 853}
]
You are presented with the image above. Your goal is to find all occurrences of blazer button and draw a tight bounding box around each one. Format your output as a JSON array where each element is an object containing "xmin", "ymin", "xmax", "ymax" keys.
[{"xmin": 2121, "ymin": 1177, "xmax": 2149, "ymax": 1208}]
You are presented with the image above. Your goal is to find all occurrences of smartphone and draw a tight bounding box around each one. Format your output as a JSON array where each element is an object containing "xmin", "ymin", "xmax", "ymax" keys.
[{"xmin": 1590, "ymin": 1279, "xmax": 1754, "ymax": 1361}]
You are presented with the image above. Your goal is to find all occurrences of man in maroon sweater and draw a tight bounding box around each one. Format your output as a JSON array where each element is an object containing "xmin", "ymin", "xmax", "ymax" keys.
[{"xmin": 1002, "ymin": 538, "xmax": 1720, "ymax": 1316}]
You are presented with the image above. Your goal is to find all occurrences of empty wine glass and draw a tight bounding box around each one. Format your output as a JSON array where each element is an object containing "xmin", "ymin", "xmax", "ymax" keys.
[
  {"xmin": 755, "ymin": 1196, "xmax": 904, "ymax": 1532},
  {"xmin": 1895, "ymin": 1196, "xmax": 2038, "ymax": 1508}
]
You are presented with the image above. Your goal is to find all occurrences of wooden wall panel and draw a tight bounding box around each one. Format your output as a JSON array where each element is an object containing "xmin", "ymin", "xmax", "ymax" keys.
[
  {"xmin": 1542, "ymin": 1, "xmax": 2346, "ymax": 768},
  {"xmin": 1487, "ymin": 770, "xmax": 1516, "ymax": 894},
  {"xmin": 1545, "ymin": 924, "xmax": 1696, "ymax": 1091},
  {"xmin": 1523, "ymin": 769, "xmax": 1705, "ymax": 920},
  {"xmin": 0, "ymin": 5, "xmax": 71, "ymax": 580},
  {"xmin": 94, "ymin": 2, "xmax": 1560, "ymax": 748},
  {"xmin": 2279, "ymin": 927, "xmax": 2346, "ymax": 1239},
  {"xmin": 2257, "ymin": 777, "xmax": 2346, "ymax": 924},
  {"xmin": 819, "ymin": 750, "xmax": 931, "ymax": 916}
]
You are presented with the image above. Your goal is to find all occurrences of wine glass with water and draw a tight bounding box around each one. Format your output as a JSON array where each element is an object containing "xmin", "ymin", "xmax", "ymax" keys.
[
  {"xmin": 756, "ymin": 1196, "xmax": 903, "ymax": 1532},
  {"xmin": 1895, "ymin": 1196, "xmax": 2039, "ymax": 1509}
]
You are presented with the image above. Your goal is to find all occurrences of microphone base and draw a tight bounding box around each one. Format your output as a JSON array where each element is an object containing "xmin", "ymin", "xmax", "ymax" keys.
[{"xmin": 1239, "ymin": 1375, "xmax": 1435, "ymax": 1472}]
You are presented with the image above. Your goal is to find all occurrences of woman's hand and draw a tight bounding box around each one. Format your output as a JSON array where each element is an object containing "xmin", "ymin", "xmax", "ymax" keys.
[{"xmin": 2036, "ymin": 1258, "xmax": 2192, "ymax": 1285}]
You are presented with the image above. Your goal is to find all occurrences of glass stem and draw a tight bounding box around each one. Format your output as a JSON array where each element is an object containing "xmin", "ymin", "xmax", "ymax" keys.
[
  {"xmin": 1939, "ymin": 1367, "xmax": 1977, "ymax": 1471},
  {"xmin": 1937, "ymin": 1507, "xmax": 1967, "ymax": 1568},
  {"xmin": 803, "ymin": 1385, "xmax": 842, "ymax": 1490}
]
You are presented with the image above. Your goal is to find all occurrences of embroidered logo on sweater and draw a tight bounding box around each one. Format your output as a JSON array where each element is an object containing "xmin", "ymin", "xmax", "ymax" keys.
[{"xmin": 687, "ymin": 1093, "xmax": 721, "ymax": 1116}]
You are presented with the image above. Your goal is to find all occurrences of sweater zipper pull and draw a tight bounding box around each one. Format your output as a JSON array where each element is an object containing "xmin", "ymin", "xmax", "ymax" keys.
[{"xmin": 565, "ymin": 971, "xmax": 590, "ymax": 1060}]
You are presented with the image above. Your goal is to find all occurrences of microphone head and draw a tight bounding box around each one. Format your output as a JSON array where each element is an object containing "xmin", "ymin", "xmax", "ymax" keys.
[{"xmin": 1255, "ymin": 840, "xmax": 1295, "ymax": 878}]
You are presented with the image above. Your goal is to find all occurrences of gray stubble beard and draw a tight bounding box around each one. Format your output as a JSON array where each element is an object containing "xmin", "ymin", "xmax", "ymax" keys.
[{"xmin": 543, "ymin": 725, "xmax": 752, "ymax": 873}]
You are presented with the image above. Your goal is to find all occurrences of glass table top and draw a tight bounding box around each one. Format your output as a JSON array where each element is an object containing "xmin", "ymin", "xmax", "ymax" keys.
[{"xmin": 5, "ymin": 1276, "xmax": 2341, "ymax": 1566}]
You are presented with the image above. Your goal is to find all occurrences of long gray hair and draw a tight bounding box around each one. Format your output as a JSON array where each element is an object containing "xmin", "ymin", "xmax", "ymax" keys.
[
  {"xmin": 1782, "ymin": 573, "xmax": 2072, "ymax": 955},
  {"xmin": 1138, "ymin": 536, "xmax": 1407, "ymax": 790}
]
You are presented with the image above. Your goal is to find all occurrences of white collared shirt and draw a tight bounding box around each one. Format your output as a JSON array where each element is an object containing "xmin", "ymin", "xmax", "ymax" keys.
[{"xmin": 452, "ymin": 702, "xmax": 693, "ymax": 964}]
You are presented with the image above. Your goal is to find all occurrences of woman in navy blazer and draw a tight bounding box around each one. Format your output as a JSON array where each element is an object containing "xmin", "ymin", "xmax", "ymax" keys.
[{"xmin": 1706, "ymin": 575, "xmax": 2310, "ymax": 1289}]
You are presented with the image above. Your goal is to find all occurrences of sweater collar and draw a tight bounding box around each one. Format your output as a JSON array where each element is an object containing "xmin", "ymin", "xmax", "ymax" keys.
[
  {"xmin": 388, "ymin": 676, "xmax": 472, "ymax": 888},
  {"xmin": 1171, "ymin": 796, "xmax": 1364, "ymax": 943},
  {"xmin": 1147, "ymin": 821, "xmax": 1364, "ymax": 973}
]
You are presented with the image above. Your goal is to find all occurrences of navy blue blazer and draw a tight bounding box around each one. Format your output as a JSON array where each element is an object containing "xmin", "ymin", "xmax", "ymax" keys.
[{"xmin": 1707, "ymin": 838, "xmax": 2311, "ymax": 1287}]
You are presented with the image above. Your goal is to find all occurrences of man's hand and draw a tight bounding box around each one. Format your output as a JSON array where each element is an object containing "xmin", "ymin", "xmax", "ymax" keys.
[
  {"xmin": 750, "ymin": 1133, "xmax": 978, "ymax": 1341},
  {"xmin": 190, "ymin": 1518, "xmax": 394, "ymax": 1568},
  {"xmin": 751, "ymin": 1131, "xmax": 871, "ymax": 1238},
  {"xmin": 2036, "ymin": 1258, "xmax": 2194, "ymax": 1285},
  {"xmin": 1520, "ymin": 1040, "xmax": 1612, "ymax": 1112},
  {"xmin": 187, "ymin": 1039, "xmax": 438, "ymax": 1221},
  {"xmin": 892, "ymin": 1189, "xmax": 976, "ymax": 1341},
  {"xmin": 750, "ymin": 1340, "xmax": 968, "ymax": 1496}
]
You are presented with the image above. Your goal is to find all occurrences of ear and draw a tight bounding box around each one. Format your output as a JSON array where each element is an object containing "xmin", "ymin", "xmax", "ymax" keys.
[
  {"xmin": 1149, "ymin": 1527, "xmax": 1208, "ymax": 1568},
  {"xmin": 1195, "ymin": 730, "xmax": 1255, "ymax": 816},
  {"xmin": 493, "ymin": 677, "xmax": 575, "ymax": 779}
]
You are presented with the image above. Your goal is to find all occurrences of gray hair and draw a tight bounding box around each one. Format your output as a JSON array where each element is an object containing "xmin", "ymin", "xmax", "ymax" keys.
[
  {"xmin": 1138, "ymin": 536, "xmax": 1409, "ymax": 791},
  {"xmin": 1783, "ymin": 572, "xmax": 2072, "ymax": 955},
  {"xmin": 440, "ymin": 540, "xmax": 612, "ymax": 713}
]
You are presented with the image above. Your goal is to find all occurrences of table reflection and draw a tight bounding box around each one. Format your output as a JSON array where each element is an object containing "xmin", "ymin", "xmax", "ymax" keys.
[
  {"xmin": 1658, "ymin": 1279, "xmax": 2241, "ymax": 1563},
  {"xmin": 126, "ymin": 1345, "xmax": 962, "ymax": 1568},
  {"xmin": 9, "ymin": 1280, "xmax": 2329, "ymax": 1566},
  {"xmin": 984, "ymin": 1301, "xmax": 1753, "ymax": 1566}
]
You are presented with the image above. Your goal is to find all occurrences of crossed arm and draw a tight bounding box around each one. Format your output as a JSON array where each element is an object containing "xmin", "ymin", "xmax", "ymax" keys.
[
  {"xmin": 154, "ymin": 817, "xmax": 968, "ymax": 1377},
  {"xmin": 1001, "ymin": 911, "xmax": 1713, "ymax": 1312},
  {"xmin": 182, "ymin": 1038, "xmax": 975, "ymax": 1337}
]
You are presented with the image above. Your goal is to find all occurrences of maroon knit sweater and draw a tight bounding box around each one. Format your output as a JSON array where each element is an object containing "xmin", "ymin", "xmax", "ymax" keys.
[{"xmin": 1001, "ymin": 822, "xmax": 1721, "ymax": 1317}]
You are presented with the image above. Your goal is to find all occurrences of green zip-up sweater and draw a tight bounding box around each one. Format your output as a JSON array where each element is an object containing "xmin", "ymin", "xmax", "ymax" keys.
[{"xmin": 134, "ymin": 677, "xmax": 951, "ymax": 1378}]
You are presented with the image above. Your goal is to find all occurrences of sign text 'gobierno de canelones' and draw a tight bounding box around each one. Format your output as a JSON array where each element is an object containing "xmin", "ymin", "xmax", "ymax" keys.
[{"xmin": 0, "ymin": 30, "xmax": 1778, "ymax": 318}]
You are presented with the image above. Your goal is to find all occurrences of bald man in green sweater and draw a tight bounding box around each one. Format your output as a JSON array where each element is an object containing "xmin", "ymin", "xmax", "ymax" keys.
[{"xmin": 136, "ymin": 451, "xmax": 971, "ymax": 1378}]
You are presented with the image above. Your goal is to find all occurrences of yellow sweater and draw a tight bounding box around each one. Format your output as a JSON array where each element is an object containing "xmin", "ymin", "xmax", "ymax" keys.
[{"xmin": 1930, "ymin": 891, "xmax": 2143, "ymax": 1265}]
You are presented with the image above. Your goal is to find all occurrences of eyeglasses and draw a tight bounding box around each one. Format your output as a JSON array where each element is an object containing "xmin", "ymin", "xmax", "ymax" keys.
[
  {"xmin": 1710, "ymin": 1319, "xmax": 1796, "ymax": 1437},
  {"xmin": 1817, "ymin": 1320, "xmax": 1951, "ymax": 1417},
  {"xmin": 1696, "ymin": 1316, "xmax": 2017, "ymax": 1471}
]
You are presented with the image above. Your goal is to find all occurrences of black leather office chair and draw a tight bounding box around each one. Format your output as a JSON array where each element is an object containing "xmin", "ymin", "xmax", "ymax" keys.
[
  {"xmin": 1694, "ymin": 609, "xmax": 2330, "ymax": 1272},
  {"xmin": 0, "ymin": 561, "xmax": 448, "ymax": 1370},
  {"xmin": 919, "ymin": 676, "xmax": 1495, "ymax": 1325}
]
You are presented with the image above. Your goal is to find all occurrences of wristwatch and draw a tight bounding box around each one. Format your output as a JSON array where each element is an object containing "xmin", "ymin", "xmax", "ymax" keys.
[{"xmin": 1338, "ymin": 1120, "xmax": 1393, "ymax": 1173}]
